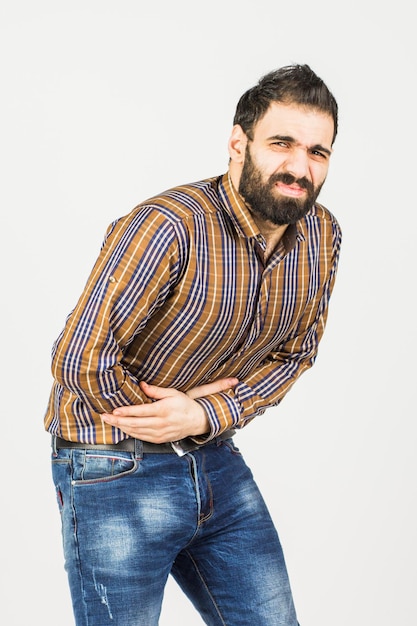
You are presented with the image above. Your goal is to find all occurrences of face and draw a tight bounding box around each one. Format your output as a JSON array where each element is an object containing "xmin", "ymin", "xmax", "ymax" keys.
[{"xmin": 234, "ymin": 102, "xmax": 334, "ymax": 226}]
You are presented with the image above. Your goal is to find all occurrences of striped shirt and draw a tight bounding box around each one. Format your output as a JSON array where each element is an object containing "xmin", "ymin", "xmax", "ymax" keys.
[{"xmin": 44, "ymin": 172, "xmax": 342, "ymax": 444}]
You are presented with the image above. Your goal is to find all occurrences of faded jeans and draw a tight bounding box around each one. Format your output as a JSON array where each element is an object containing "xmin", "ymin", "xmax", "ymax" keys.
[{"xmin": 51, "ymin": 436, "xmax": 299, "ymax": 625}]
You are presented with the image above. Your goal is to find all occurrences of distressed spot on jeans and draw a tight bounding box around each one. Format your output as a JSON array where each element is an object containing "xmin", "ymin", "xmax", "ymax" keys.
[{"xmin": 93, "ymin": 570, "xmax": 113, "ymax": 620}]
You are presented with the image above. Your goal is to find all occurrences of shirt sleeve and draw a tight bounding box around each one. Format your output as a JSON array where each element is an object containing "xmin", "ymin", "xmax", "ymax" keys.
[
  {"xmin": 51, "ymin": 206, "xmax": 186, "ymax": 414},
  {"xmin": 191, "ymin": 218, "xmax": 342, "ymax": 442}
]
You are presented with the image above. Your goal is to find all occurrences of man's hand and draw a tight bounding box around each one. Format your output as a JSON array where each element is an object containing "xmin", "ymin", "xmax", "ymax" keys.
[{"xmin": 100, "ymin": 377, "xmax": 238, "ymax": 443}]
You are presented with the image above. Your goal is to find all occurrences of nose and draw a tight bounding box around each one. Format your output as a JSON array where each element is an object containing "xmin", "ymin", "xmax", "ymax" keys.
[{"xmin": 284, "ymin": 148, "xmax": 310, "ymax": 179}]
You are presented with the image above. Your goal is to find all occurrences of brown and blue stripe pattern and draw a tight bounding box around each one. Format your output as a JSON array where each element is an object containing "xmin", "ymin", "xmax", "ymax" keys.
[{"xmin": 45, "ymin": 173, "xmax": 342, "ymax": 444}]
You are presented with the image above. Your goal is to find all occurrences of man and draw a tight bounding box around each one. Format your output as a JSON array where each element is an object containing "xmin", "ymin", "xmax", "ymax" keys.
[{"xmin": 46, "ymin": 64, "xmax": 341, "ymax": 625}]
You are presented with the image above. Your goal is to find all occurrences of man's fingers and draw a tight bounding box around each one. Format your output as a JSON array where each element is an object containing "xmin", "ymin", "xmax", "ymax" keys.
[
  {"xmin": 104, "ymin": 402, "xmax": 165, "ymax": 419},
  {"xmin": 139, "ymin": 380, "xmax": 178, "ymax": 400},
  {"xmin": 139, "ymin": 377, "xmax": 239, "ymax": 402},
  {"xmin": 186, "ymin": 377, "xmax": 239, "ymax": 399},
  {"xmin": 101, "ymin": 413, "xmax": 161, "ymax": 428},
  {"xmin": 104, "ymin": 377, "xmax": 239, "ymax": 421}
]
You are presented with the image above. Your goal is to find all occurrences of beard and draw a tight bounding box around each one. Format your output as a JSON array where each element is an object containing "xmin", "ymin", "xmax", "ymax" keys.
[{"xmin": 238, "ymin": 146, "xmax": 324, "ymax": 226}]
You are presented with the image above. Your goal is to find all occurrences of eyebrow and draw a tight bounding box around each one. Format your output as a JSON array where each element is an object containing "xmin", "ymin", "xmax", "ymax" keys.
[{"xmin": 268, "ymin": 134, "xmax": 332, "ymax": 157}]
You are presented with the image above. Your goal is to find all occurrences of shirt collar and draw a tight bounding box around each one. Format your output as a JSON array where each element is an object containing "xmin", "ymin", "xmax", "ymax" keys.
[{"xmin": 218, "ymin": 172, "xmax": 260, "ymax": 239}]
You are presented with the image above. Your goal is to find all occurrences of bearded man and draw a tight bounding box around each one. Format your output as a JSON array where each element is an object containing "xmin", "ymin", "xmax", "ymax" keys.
[{"xmin": 45, "ymin": 63, "xmax": 341, "ymax": 626}]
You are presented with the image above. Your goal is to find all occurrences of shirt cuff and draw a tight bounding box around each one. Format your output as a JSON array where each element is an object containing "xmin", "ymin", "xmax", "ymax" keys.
[{"xmin": 190, "ymin": 392, "xmax": 241, "ymax": 444}]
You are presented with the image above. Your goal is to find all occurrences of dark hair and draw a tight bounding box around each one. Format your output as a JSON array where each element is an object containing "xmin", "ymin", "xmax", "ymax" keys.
[{"xmin": 233, "ymin": 64, "xmax": 338, "ymax": 144}]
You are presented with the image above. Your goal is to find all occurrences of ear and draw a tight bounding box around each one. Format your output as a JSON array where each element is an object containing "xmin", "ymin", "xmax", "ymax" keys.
[{"xmin": 228, "ymin": 125, "xmax": 248, "ymax": 164}]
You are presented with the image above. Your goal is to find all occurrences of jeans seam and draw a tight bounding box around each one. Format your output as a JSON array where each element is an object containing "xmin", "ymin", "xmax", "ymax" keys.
[{"xmin": 184, "ymin": 549, "xmax": 227, "ymax": 626}]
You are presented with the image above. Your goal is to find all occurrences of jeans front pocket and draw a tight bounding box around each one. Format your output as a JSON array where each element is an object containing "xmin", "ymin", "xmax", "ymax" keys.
[{"xmin": 70, "ymin": 448, "xmax": 138, "ymax": 484}]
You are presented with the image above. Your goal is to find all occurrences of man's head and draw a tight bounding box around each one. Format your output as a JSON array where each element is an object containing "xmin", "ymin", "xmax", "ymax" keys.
[
  {"xmin": 233, "ymin": 64, "xmax": 338, "ymax": 145},
  {"xmin": 229, "ymin": 64, "xmax": 337, "ymax": 226}
]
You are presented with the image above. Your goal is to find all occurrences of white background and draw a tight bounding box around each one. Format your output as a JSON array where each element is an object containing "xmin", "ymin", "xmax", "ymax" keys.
[{"xmin": 1, "ymin": 1, "xmax": 415, "ymax": 624}]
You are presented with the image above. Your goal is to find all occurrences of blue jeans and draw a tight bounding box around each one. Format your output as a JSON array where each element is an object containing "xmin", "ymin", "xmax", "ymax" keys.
[{"xmin": 51, "ymin": 437, "xmax": 299, "ymax": 625}]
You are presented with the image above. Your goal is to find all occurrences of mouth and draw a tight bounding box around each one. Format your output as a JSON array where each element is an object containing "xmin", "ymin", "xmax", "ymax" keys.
[{"xmin": 275, "ymin": 182, "xmax": 307, "ymax": 198}]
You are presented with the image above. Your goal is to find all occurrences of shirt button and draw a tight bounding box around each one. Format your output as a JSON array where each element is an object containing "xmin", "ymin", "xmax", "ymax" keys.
[{"xmin": 108, "ymin": 275, "xmax": 116, "ymax": 283}]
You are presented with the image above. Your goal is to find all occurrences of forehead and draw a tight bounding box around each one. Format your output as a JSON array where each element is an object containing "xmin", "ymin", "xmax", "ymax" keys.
[{"xmin": 253, "ymin": 102, "xmax": 334, "ymax": 148}]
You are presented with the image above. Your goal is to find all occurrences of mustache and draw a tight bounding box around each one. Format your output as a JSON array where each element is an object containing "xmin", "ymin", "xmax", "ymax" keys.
[{"xmin": 269, "ymin": 172, "xmax": 314, "ymax": 194}]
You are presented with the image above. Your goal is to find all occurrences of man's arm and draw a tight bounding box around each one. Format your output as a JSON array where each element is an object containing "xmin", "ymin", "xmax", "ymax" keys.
[
  {"xmin": 101, "ymin": 378, "xmax": 239, "ymax": 443},
  {"xmin": 51, "ymin": 208, "xmax": 185, "ymax": 417}
]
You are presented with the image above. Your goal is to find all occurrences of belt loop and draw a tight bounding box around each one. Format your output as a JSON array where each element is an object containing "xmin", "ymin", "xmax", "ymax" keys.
[
  {"xmin": 134, "ymin": 438, "xmax": 143, "ymax": 460},
  {"xmin": 51, "ymin": 435, "xmax": 57, "ymax": 455}
]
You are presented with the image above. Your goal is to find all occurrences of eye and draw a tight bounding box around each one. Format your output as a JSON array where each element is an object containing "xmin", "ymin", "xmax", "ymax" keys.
[
  {"xmin": 271, "ymin": 141, "xmax": 289, "ymax": 148},
  {"xmin": 310, "ymin": 149, "xmax": 329, "ymax": 160}
]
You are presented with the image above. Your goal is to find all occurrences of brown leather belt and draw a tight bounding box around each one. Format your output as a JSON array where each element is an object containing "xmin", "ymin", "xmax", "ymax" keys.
[{"xmin": 53, "ymin": 430, "xmax": 235, "ymax": 455}]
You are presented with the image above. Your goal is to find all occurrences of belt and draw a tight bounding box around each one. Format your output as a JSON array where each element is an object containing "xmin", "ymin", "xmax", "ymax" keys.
[{"xmin": 53, "ymin": 430, "xmax": 235, "ymax": 455}]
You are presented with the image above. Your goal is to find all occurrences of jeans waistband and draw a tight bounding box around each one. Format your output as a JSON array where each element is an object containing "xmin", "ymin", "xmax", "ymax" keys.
[{"xmin": 52, "ymin": 430, "xmax": 235, "ymax": 456}]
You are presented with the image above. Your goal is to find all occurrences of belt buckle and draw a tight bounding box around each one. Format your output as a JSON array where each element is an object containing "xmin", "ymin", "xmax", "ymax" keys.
[{"xmin": 170, "ymin": 438, "xmax": 200, "ymax": 457}]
